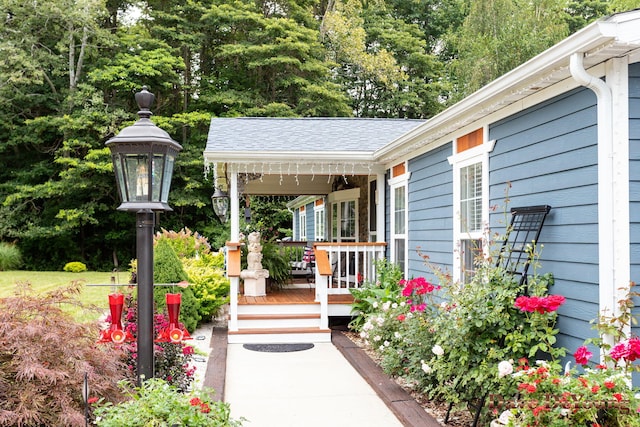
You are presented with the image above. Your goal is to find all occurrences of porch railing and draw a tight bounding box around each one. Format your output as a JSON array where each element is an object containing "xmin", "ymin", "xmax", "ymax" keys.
[
  {"xmin": 313, "ymin": 242, "xmax": 386, "ymax": 329},
  {"xmin": 312, "ymin": 242, "xmax": 387, "ymax": 294}
]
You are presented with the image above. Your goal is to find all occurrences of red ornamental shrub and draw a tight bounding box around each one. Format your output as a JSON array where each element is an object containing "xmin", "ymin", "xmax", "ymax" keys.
[{"xmin": 0, "ymin": 282, "xmax": 127, "ymax": 427}]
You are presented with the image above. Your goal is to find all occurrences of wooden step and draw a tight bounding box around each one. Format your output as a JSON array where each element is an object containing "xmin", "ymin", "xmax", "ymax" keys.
[
  {"xmin": 237, "ymin": 313, "xmax": 320, "ymax": 320},
  {"xmin": 229, "ymin": 327, "xmax": 331, "ymax": 335}
]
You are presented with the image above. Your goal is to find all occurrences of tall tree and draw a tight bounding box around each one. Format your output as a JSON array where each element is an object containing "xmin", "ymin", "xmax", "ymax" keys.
[
  {"xmin": 197, "ymin": 0, "xmax": 351, "ymax": 117},
  {"xmin": 446, "ymin": 0, "xmax": 569, "ymax": 101},
  {"xmin": 321, "ymin": 0, "xmax": 449, "ymax": 118}
]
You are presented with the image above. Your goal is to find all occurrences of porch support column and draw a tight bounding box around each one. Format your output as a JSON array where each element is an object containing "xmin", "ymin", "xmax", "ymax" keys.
[
  {"xmin": 376, "ymin": 173, "xmax": 385, "ymax": 243},
  {"xmin": 230, "ymin": 171, "xmax": 239, "ymax": 241}
]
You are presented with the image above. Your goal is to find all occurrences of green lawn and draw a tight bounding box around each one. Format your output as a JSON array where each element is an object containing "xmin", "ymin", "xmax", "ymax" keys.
[{"xmin": 0, "ymin": 271, "xmax": 133, "ymax": 322}]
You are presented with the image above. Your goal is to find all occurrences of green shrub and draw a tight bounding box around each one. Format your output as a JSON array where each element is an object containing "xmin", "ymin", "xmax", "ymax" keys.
[
  {"xmin": 153, "ymin": 239, "xmax": 201, "ymax": 332},
  {"xmin": 93, "ymin": 378, "xmax": 244, "ymax": 427},
  {"xmin": 0, "ymin": 283, "xmax": 127, "ymax": 426},
  {"xmin": 0, "ymin": 242, "xmax": 23, "ymax": 271},
  {"xmin": 64, "ymin": 261, "xmax": 88, "ymax": 272},
  {"xmin": 183, "ymin": 252, "xmax": 230, "ymax": 321},
  {"xmin": 348, "ymin": 259, "xmax": 403, "ymax": 331}
]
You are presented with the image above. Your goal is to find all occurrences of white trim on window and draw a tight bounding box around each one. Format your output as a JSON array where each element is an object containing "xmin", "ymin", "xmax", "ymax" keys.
[
  {"xmin": 314, "ymin": 201, "xmax": 325, "ymax": 241},
  {"xmin": 448, "ymin": 135, "xmax": 495, "ymax": 282},
  {"xmin": 299, "ymin": 207, "xmax": 307, "ymax": 241},
  {"xmin": 389, "ymin": 168, "xmax": 410, "ymax": 277}
]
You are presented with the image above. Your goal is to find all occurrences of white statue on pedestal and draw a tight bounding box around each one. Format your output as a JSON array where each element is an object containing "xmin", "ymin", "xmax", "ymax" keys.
[{"xmin": 240, "ymin": 231, "xmax": 269, "ymax": 296}]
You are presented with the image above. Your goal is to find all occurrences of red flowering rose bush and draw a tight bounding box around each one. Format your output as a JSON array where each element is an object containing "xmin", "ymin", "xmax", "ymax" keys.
[
  {"xmin": 92, "ymin": 378, "xmax": 244, "ymax": 426},
  {"xmin": 352, "ymin": 241, "xmax": 566, "ymax": 423},
  {"xmin": 494, "ymin": 284, "xmax": 640, "ymax": 426},
  {"xmin": 493, "ymin": 358, "xmax": 640, "ymax": 426}
]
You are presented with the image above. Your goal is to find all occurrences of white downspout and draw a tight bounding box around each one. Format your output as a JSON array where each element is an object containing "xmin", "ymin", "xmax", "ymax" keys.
[
  {"xmin": 376, "ymin": 173, "xmax": 385, "ymax": 243},
  {"xmin": 569, "ymin": 53, "xmax": 630, "ymax": 350}
]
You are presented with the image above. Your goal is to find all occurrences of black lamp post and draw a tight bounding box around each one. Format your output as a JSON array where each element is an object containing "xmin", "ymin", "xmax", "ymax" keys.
[{"xmin": 106, "ymin": 86, "xmax": 182, "ymax": 384}]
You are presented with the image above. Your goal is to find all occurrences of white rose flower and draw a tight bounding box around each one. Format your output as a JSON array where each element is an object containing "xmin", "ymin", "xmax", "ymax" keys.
[
  {"xmin": 497, "ymin": 410, "xmax": 513, "ymax": 424},
  {"xmin": 498, "ymin": 360, "xmax": 513, "ymax": 378},
  {"xmin": 421, "ymin": 362, "xmax": 432, "ymax": 374},
  {"xmin": 372, "ymin": 301, "xmax": 378, "ymax": 308},
  {"xmin": 392, "ymin": 303, "xmax": 398, "ymax": 309},
  {"xmin": 432, "ymin": 345, "xmax": 444, "ymax": 356},
  {"xmin": 394, "ymin": 332, "xmax": 401, "ymax": 339},
  {"xmin": 373, "ymin": 335, "xmax": 381, "ymax": 342}
]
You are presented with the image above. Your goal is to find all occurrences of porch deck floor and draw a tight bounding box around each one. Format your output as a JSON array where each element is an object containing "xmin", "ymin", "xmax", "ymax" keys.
[{"xmin": 238, "ymin": 287, "xmax": 354, "ymax": 305}]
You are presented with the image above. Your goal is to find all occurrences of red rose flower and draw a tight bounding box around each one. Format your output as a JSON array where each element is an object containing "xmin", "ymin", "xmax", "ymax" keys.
[{"xmin": 573, "ymin": 346, "xmax": 593, "ymax": 366}]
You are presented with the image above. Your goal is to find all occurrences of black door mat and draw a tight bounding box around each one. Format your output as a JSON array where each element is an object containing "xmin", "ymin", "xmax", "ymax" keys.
[{"xmin": 243, "ymin": 343, "xmax": 314, "ymax": 353}]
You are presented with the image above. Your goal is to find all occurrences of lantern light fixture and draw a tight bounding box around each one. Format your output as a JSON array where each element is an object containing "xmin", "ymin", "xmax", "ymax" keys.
[
  {"xmin": 106, "ymin": 86, "xmax": 182, "ymax": 212},
  {"xmin": 211, "ymin": 179, "xmax": 229, "ymax": 223}
]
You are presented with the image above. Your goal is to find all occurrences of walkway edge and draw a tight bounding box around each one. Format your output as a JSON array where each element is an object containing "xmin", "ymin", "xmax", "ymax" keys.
[
  {"xmin": 204, "ymin": 325, "xmax": 228, "ymax": 401},
  {"xmin": 331, "ymin": 330, "xmax": 442, "ymax": 427}
]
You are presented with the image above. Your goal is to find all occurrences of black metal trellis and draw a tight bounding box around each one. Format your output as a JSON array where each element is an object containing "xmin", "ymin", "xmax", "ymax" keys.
[{"xmin": 496, "ymin": 205, "xmax": 552, "ymax": 289}]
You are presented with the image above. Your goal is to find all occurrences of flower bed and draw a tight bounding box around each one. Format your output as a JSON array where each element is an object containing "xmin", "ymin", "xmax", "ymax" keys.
[{"xmin": 350, "ymin": 252, "xmax": 640, "ymax": 425}]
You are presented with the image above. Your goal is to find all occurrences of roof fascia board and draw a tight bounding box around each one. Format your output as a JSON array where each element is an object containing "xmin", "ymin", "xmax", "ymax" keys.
[
  {"xmin": 286, "ymin": 195, "xmax": 319, "ymax": 210},
  {"xmin": 374, "ymin": 14, "xmax": 633, "ymax": 163},
  {"xmin": 203, "ymin": 150, "xmax": 375, "ymax": 162}
]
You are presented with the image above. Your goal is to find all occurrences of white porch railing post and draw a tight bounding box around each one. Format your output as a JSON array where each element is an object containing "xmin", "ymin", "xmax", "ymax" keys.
[
  {"xmin": 229, "ymin": 276, "xmax": 239, "ymax": 331},
  {"xmin": 318, "ymin": 275, "xmax": 328, "ymax": 329}
]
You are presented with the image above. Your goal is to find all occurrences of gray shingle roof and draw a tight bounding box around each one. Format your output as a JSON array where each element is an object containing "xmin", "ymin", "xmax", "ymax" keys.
[{"xmin": 205, "ymin": 117, "xmax": 426, "ymax": 154}]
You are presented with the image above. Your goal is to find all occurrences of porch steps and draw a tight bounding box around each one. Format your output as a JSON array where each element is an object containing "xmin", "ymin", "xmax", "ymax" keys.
[{"xmin": 229, "ymin": 297, "xmax": 332, "ymax": 343}]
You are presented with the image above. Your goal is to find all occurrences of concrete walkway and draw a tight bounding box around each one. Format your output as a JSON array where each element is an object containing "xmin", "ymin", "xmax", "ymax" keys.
[{"xmin": 223, "ymin": 342, "xmax": 405, "ymax": 427}]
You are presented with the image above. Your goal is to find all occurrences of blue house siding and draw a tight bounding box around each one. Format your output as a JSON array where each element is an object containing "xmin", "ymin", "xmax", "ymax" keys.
[
  {"xmin": 488, "ymin": 87, "xmax": 600, "ymax": 353},
  {"xmin": 291, "ymin": 202, "xmax": 316, "ymax": 241},
  {"xmin": 629, "ymin": 62, "xmax": 640, "ymax": 341},
  {"xmin": 407, "ymin": 143, "xmax": 454, "ymax": 283}
]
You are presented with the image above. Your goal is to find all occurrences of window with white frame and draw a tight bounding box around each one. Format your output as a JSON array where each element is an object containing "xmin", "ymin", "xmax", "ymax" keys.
[
  {"xmin": 299, "ymin": 206, "xmax": 307, "ymax": 240},
  {"xmin": 328, "ymin": 188, "xmax": 359, "ymax": 242},
  {"xmin": 314, "ymin": 200, "xmax": 325, "ymax": 241},
  {"xmin": 389, "ymin": 163, "xmax": 409, "ymax": 276},
  {"xmin": 448, "ymin": 128, "xmax": 494, "ymax": 283}
]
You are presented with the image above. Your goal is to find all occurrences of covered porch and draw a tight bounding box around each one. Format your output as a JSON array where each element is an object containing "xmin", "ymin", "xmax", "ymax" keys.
[{"xmin": 204, "ymin": 117, "xmax": 424, "ymax": 342}]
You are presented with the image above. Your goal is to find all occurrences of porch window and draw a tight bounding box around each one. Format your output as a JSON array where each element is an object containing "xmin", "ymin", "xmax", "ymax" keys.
[
  {"xmin": 328, "ymin": 188, "xmax": 359, "ymax": 242},
  {"xmin": 389, "ymin": 163, "xmax": 409, "ymax": 276},
  {"xmin": 314, "ymin": 200, "xmax": 325, "ymax": 241},
  {"xmin": 448, "ymin": 127, "xmax": 494, "ymax": 283},
  {"xmin": 299, "ymin": 206, "xmax": 307, "ymax": 240}
]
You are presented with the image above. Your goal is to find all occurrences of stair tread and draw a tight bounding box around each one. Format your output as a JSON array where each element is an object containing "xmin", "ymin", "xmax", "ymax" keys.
[
  {"xmin": 238, "ymin": 313, "xmax": 320, "ymax": 320},
  {"xmin": 229, "ymin": 327, "xmax": 331, "ymax": 335}
]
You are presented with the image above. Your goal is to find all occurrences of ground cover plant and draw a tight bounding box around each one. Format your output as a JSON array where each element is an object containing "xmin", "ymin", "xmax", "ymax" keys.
[{"xmin": 92, "ymin": 378, "xmax": 243, "ymax": 426}]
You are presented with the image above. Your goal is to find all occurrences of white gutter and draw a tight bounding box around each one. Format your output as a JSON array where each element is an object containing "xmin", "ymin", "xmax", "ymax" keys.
[{"xmin": 570, "ymin": 52, "xmax": 630, "ymax": 349}]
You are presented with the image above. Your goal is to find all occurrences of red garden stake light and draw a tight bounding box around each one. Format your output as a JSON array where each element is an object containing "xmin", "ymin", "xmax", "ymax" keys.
[
  {"xmin": 98, "ymin": 293, "xmax": 133, "ymax": 344},
  {"xmin": 156, "ymin": 293, "xmax": 191, "ymax": 343}
]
